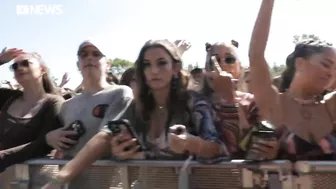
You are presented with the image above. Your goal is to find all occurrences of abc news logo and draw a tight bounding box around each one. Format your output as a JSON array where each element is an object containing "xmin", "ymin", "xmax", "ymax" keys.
[{"xmin": 16, "ymin": 4, "xmax": 63, "ymax": 16}]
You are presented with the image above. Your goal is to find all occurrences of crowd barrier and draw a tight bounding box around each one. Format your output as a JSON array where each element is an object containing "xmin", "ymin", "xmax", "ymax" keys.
[
  {"xmin": 5, "ymin": 159, "xmax": 336, "ymax": 189},
  {"xmin": 4, "ymin": 159, "xmax": 295, "ymax": 189}
]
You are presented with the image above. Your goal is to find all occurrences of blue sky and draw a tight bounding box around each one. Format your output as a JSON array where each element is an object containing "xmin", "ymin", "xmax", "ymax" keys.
[{"xmin": 0, "ymin": 0, "xmax": 336, "ymax": 88}]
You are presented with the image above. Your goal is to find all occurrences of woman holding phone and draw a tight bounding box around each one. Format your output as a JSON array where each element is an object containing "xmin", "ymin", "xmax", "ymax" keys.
[
  {"xmin": 42, "ymin": 40, "xmax": 225, "ymax": 188},
  {"xmin": 198, "ymin": 41, "xmax": 279, "ymax": 159}
]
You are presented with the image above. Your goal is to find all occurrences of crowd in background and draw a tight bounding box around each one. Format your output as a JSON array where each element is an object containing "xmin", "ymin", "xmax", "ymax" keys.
[{"xmin": 1, "ymin": 0, "xmax": 336, "ymax": 188}]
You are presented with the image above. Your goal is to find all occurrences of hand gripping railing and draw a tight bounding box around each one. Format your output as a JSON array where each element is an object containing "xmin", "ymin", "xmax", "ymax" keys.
[
  {"xmin": 294, "ymin": 161, "xmax": 336, "ymax": 189},
  {"xmin": 8, "ymin": 159, "xmax": 292, "ymax": 189}
]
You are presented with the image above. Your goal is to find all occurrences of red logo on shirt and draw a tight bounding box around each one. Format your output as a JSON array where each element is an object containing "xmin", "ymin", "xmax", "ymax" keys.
[{"xmin": 92, "ymin": 104, "xmax": 109, "ymax": 118}]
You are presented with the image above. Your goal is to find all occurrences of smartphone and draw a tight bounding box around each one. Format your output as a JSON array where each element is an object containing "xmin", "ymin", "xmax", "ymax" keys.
[
  {"xmin": 64, "ymin": 120, "xmax": 86, "ymax": 141},
  {"xmin": 245, "ymin": 130, "xmax": 277, "ymax": 161},
  {"xmin": 107, "ymin": 119, "xmax": 146, "ymax": 151},
  {"xmin": 252, "ymin": 130, "xmax": 277, "ymax": 140}
]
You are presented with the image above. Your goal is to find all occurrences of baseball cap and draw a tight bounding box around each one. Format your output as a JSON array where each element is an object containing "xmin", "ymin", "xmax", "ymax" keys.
[{"xmin": 77, "ymin": 39, "xmax": 106, "ymax": 56}]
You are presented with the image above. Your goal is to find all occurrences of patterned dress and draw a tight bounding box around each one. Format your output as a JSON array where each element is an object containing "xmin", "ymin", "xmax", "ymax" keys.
[{"xmin": 206, "ymin": 91, "xmax": 259, "ymax": 157}]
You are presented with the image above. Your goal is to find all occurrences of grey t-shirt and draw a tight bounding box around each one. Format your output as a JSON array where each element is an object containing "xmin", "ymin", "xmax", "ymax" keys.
[
  {"xmin": 60, "ymin": 85, "xmax": 133, "ymax": 157},
  {"xmin": 59, "ymin": 85, "xmax": 133, "ymax": 189}
]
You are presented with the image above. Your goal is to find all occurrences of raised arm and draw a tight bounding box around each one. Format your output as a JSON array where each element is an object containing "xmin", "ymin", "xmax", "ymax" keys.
[{"xmin": 248, "ymin": 0, "xmax": 280, "ymax": 121}]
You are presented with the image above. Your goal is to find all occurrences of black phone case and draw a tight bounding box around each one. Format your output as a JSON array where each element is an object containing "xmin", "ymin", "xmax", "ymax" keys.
[
  {"xmin": 107, "ymin": 119, "xmax": 146, "ymax": 151},
  {"xmin": 252, "ymin": 130, "xmax": 277, "ymax": 139},
  {"xmin": 64, "ymin": 120, "xmax": 86, "ymax": 141}
]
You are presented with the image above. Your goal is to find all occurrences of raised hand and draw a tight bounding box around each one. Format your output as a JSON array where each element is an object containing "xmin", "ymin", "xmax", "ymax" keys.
[
  {"xmin": 208, "ymin": 56, "xmax": 236, "ymax": 103},
  {"xmin": 174, "ymin": 40, "xmax": 192, "ymax": 56},
  {"xmin": 0, "ymin": 47, "xmax": 24, "ymax": 64},
  {"xmin": 59, "ymin": 72, "xmax": 70, "ymax": 87}
]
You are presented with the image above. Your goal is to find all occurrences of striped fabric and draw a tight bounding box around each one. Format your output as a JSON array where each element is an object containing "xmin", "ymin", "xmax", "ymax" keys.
[{"xmin": 209, "ymin": 91, "xmax": 259, "ymax": 155}]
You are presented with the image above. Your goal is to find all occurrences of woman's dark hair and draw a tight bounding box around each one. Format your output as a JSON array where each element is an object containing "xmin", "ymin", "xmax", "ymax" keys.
[
  {"xmin": 120, "ymin": 67, "xmax": 135, "ymax": 86},
  {"xmin": 135, "ymin": 40, "xmax": 188, "ymax": 129},
  {"xmin": 279, "ymin": 39, "xmax": 333, "ymax": 92},
  {"xmin": 26, "ymin": 53, "xmax": 58, "ymax": 94},
  {"xmin": 190, "ymin": 68, "xmax": 203, "ymax": 76},
  {"xmin": 106, "ymin": 72, "xmax": 119, "ymax": 84}
]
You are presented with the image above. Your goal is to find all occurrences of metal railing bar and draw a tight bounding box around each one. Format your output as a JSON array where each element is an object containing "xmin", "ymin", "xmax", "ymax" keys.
[{"xmin": 23, "ymin": 159, "xmax": 292, "ymax": 171}]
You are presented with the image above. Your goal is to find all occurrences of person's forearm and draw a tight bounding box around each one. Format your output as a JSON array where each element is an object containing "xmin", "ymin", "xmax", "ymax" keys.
[
  {"xmin": 56, "ymin": 132, "xmax": 111, "ymax": 183},
  {"xmin": 0, "ymin": 139, "xmax": 52, "ymax": 172},
  {"xmin": 186, "ymin": 136, "xmax": 221, "ymax": 158}
]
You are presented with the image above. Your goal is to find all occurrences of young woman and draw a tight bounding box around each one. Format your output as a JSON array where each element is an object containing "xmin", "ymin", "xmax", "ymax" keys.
[
  {"xmin": 42, "ymin": 40, "xmax": 224, "ymax": 188},
  {"xmin": 201, "ymin": 41, "xmax": 279, "ymax": 159},
  {"xmin": 249, "ymin": 0, "xmax": 336, "ymax": 160},
  {"xmin": 0, "ymin": 49, "xmax": 64, "ymax": 187}
]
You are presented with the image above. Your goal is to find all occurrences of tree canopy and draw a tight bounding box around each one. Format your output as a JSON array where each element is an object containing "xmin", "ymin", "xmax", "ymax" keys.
[{"xmin": 108, "ymin": 58, "xmax": 134, "ymax": 68}]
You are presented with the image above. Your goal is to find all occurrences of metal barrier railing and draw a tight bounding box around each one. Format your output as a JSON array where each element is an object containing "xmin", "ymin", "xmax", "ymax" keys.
[
  {"xmin": 294, "ymin": 161, "xmax": 336, "ymax": 189},
  {"xmin": 7, "ymin": 159, "xmax": 294, "ymax": 189}
]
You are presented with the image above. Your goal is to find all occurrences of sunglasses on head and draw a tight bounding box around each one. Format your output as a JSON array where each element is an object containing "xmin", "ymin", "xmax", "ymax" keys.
[
  {"xmin": 10, "ymin": 60, "xmax": 31, "ymax": 71},
  {"xmin": 79, "ymin": 51, "xmax": 104, "ymax": 58}
]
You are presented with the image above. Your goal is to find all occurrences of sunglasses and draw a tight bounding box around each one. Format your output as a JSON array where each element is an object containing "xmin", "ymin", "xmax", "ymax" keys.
[
  {"xmin": 209, "ymin": 55, "xmax": 237, "ymax": 71},
  {"xmin": 10, "ymin": 60, "xmax": 31, "ymax": 71},
  {"xmin": 78, "ymin": 51, "xmax": 104, "ymax": 59},
  {"xmin": 215, "ymin": 54, "xmax": 236, "ymax": 64}
]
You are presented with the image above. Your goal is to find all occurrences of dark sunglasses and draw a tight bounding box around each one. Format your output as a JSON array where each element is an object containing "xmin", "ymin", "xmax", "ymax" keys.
[
  {"xmin": 215, "ymin": 54, "xmax": 236, "ymax": 64},
  {"xmin": 209, "ymin": 54, "xmax": 236, "ymax": 71},
  {"xmin": 10, "ymin": 60, "xmax": 31, "ymax": 71},
  {"xmin": 78, "ymin": 51, "xmax": 104, "ymax": 58}
]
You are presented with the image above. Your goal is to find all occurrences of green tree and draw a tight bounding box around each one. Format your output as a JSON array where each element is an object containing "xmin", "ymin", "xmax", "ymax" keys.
[
  {"xmin": 108, "ymin": 58, "xmax": 134, "ymax": 76},
  {"xmin": 293, "ymin": 34, "xmax": 320, "ymax": 44},
  {"xmin": 109, "ymin": 58, "xmax": 134, "ymax": 68}
]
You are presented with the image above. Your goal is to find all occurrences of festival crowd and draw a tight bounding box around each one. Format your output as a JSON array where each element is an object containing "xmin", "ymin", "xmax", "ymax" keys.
[{"xmin": 1, "ymin": 0, "xmax": 336, "ymax": 188}]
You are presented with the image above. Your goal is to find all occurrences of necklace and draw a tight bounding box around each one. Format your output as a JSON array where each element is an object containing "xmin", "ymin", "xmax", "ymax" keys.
[
  {"xmin": 286, "ymin": 92, "xmax": 321, "ymax": 121},
  {"xmin": 286, "ymin": 92, "xmax": 321, "ymax": 105}
]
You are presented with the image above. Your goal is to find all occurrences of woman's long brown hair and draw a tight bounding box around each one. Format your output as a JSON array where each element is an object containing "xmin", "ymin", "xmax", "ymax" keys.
[
  {"xmin": 29, "ymin": 52, "xmax": 59, "ymax": 95},
  {"xmin": 134, "ymin": 40, "xmax": 189, "ymax": 134}
]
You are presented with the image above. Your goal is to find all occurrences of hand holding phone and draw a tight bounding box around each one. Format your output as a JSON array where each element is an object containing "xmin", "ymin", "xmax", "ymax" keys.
[
  {"xmin": 245, "ymin": 130, "xmax": 278, "ymax": 161},
  {"xmin": 107, "ymin": 119, "xmax": 146, "ymax": 152},
  {"xmin": 64, "ymin": 120, "xmax": 86, "ymax": 141}
]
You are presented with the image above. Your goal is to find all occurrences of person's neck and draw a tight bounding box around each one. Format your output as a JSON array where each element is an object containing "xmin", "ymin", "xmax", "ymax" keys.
[
  {"xmin": 152, "ymin": 87, "xmax": 170, "ymax": 108},
  {"xmin": 82, "ymin": 77, "xmax": 110, "ymax": 94},
  {"xmin": 288, "ymin": 82, "xmax": 319, "ymax": 100},
  {"xmin": 21, "ymin": 82, "xmax": 46, "ymax": 102}
]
